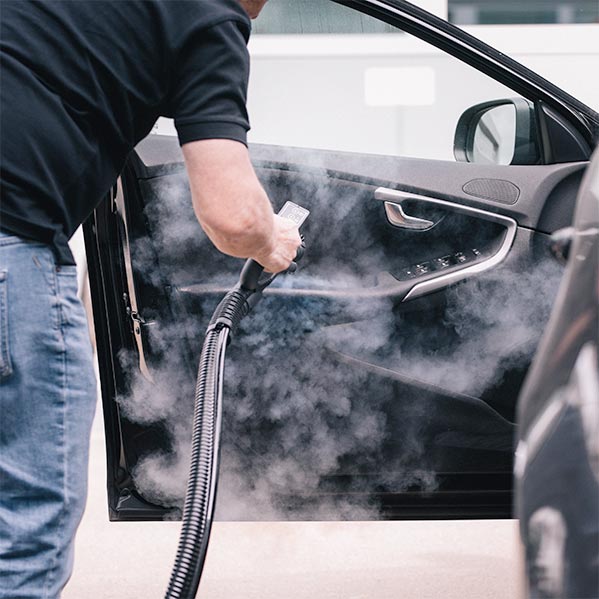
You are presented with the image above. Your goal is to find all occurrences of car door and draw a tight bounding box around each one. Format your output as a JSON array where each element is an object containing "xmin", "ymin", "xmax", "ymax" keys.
[{"xmin": 84, "ymin": 0, "xmax": 598, "ymax": 522}]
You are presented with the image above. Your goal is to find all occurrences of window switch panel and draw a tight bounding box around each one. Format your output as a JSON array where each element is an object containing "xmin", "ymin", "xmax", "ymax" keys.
[{"xmin": 395, "ymin": 247, "xmax": 486, "ymax": 282}]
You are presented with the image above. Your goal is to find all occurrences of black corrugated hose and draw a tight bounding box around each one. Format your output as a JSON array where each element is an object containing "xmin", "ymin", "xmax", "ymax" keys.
[
  {"xmin": 164, "ymin": 287, "xmax": 252, "ymax": 599},
  {"xmin": 164, "ymin": 205, "xmax": 306, "ymax": 598}
]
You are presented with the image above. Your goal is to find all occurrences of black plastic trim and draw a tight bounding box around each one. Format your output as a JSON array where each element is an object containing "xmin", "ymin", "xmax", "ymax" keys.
[{"xmin": 538, "ymin": 102, "xmax": 593, "ymax": 164}]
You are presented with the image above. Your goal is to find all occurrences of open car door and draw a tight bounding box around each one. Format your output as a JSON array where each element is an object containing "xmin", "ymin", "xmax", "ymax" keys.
[{"xmin": 84, "ymin": 0, "xmax": 598, "ymax": 522}]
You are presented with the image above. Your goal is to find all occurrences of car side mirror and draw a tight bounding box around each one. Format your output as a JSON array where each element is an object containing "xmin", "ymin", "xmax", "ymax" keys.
[{"xmin": 454, "ymin": 98, "xmax": 541, "ymax": 165}]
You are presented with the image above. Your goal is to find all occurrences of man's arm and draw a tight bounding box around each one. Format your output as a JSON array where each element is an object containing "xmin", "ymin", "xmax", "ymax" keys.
[{"xmin": 182, "ymin": 139, "xmax": 301, "ymax": 273}]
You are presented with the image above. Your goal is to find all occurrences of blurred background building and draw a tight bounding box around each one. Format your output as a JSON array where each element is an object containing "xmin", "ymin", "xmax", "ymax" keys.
[{"xmin": 447, "ymin": 0, "xmax": 598, "ymax": 24}]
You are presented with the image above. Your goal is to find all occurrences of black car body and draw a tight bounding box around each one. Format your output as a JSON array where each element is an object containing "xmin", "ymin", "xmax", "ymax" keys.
[
  {"xmin": 515, "ymin": 149, "xmax": 599, "ymax": 598},
  {"xmin": 83, "ymin": 1, "xmax": 598, "ymax": 595}
]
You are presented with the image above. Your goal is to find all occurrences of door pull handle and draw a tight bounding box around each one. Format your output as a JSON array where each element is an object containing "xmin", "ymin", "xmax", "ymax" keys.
[{"xmin": 383, "ymin": 201, "xmax": 434, "ymax": 231}]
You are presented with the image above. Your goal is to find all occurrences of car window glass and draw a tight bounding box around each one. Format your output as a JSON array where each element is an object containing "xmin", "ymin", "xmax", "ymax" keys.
[
  {"xmin": 254, "ymin": 1, "xmax": 599, "ymax": 30},
  {"xmin": 245, "ymin": 0, "xmax": 518, "ymax": 161},
  {"xmin": 253, "ymin": 0, "xmax": 397, "ymax": 33},
  {"xmin": 153, "ymin": 1, "xmax": 596, "ymax": 155}
]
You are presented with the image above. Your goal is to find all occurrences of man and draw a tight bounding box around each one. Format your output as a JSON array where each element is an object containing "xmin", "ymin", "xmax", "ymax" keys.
[{"xmin": 0, "ymin": 1, "xmax": 299, "ymax": 597}]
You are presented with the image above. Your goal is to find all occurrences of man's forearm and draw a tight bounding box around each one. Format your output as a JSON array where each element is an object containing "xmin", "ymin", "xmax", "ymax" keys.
[
  {"xmin": 182, "ymin": 139, "xmax": 276, "ymax": 260},
  {"xmin": 198, "ymin": 185, "xmax": 276, "ymax": 260}
]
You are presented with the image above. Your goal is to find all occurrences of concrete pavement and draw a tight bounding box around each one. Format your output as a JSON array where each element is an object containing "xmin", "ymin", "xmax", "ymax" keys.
[{"xmin": 62, "ymin": 396, "xmax": 523, "ymax": 599}]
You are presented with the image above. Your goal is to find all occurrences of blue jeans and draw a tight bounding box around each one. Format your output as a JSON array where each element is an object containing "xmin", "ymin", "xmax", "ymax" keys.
[{"xmin": 0, "ymin": 232, "xmax": 96, "ymax": 599}]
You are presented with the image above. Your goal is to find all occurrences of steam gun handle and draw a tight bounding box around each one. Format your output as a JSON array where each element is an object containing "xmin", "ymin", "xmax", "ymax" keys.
[
  {"xmin": 285, "ymin": 237, "xmax": 305, "ymax": 274},
  {"xmin": 239, "ymin": 202, "xmax": 309, "ymax": 290},
  {"xmin": 239, "ymin": 258, "xmax": 264, "ymax": 292},
  {"xmin": 239, "ymin": 237, "xmax": 305, "ymax": 290}
]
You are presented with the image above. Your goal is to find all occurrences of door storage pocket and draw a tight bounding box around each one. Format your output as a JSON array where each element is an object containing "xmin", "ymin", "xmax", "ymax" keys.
[{"xmin": 0, "ymin": 271, "xmax": 13, "ymax": 379}]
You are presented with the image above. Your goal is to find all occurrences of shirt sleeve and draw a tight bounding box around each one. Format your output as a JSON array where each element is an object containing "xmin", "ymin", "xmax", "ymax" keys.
[{"xmin": 167, "ymin": 19, "xmax": 251, "ymax": 147}]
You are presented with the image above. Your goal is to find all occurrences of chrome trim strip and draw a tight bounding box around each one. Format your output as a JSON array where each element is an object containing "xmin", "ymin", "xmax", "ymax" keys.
[
  {"xmin": 374, "ymin": 187, "xmax": 518, "ymax": 301},
  {"xmin": 180, "ymin": 280, "xmax": 409, "ymax": 300},
  {"xmin": 115, "ymin": 178, "xmax": 154, "ymax": 382}
]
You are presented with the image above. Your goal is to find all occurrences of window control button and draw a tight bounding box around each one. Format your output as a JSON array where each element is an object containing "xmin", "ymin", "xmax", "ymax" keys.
[
  {"xmin": 432, "ymin": 255, "xmax": 453, "ymax": 269},
  {"xmin": 454, "ymin": 252, "xmax": 468, "ymax": 263},
  {"xmin": 472, "ymin": 248, "xmax": 482, "ymax": 256},
  {"xmin": 414, "ymin": 262, "xmax": 431, "ymax": 274},
  {"xmin": 397, "ymin": 267, "xmax": 416, "ymax": 279}
]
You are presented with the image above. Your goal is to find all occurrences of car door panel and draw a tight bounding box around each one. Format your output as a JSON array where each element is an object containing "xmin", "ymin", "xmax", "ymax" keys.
[{"xmin": 85, "ymin": 131, "xmax": 575, "ymax": 521}]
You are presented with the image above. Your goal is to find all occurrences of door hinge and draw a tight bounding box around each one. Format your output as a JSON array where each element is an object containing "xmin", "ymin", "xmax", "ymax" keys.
[{"xmin": 123, "ymin": 293, "xmax": 145, "ymax": 331}]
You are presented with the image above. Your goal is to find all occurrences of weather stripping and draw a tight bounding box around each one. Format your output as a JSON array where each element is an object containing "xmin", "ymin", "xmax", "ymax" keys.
[{"xmin": 115, "ymin": 178, "xmax": 154, "ymax": 382}]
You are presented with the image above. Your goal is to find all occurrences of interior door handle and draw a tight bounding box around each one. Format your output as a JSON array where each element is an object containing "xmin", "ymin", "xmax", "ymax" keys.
[{"xmin": 383, "ymin": 201, "xmax": 434, "ymax": 231}]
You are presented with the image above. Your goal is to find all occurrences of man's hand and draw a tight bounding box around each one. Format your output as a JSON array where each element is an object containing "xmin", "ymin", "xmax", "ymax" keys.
[{"xmin": 253, "ymin": 214, "xmax": 302, "ymax": 273}]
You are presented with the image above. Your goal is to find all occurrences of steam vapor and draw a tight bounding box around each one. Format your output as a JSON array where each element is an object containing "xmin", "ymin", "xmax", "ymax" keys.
[{"xmin": 118, "ymin": 156, "xmax": 562, "ymax": 520}]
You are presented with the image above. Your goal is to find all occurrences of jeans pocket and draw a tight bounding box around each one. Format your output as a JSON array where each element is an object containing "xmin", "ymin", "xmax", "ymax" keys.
[
  {"xmin": 0, "ymin": 271, "xmax": 13, "ymax": 379},
  {"xmin": 56, "ymin": 264, "xmax": 78, "ymax": 276}
]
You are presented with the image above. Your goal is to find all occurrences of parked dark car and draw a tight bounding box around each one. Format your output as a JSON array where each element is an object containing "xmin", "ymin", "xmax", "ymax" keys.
[{"xmin": 83, "ymin": 1, "xmax": 598, "ymax": 596}]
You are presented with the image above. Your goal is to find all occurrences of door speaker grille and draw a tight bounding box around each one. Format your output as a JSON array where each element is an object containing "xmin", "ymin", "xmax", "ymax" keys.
[{"xmin": 462, "ymin": 179, "xmax": 520, "ymax": 205}]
